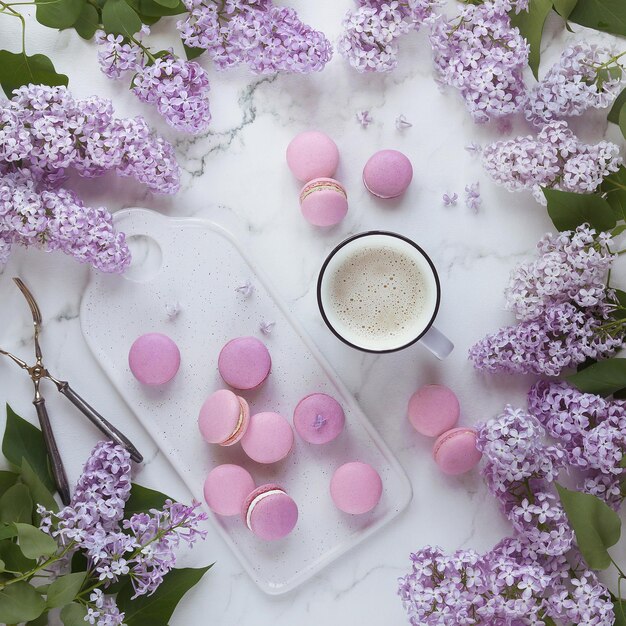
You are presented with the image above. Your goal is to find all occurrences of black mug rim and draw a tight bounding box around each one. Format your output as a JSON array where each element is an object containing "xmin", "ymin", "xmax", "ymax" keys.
[{"xmin": 316, "ymin": 231, "xmax": 442, "ymax": 354}]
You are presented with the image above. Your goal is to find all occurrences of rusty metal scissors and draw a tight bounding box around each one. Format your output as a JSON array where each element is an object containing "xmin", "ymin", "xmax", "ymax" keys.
[{"xmin": 0, "ymin": 278, "xmax": 143, "ymax": 505}]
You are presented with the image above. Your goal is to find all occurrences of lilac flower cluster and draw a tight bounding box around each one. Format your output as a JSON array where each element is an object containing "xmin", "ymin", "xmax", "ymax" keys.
[
  {"xmin": 338, "ymin": 0, "xmax": 439, "ymax": 73},
  {"xmin": 524, "ymin": 44, "xmax": 625, "ymax": 127},
  {"xmin": 95, "ymin": 27, "xmax": 147, "ymax": 79},
  {"xmin": 428, "ymin": 0, "xmax": 529, "ymax": 123},
  {"xmin": 529, "ymin": 380, "xmax": 626, "ymax": 510},
  {"xmin": 178, "ymin": 0, "xmax": 332, "ymax": 74},
  {"xmin": 482, "ymin": 121, "xmax": 622, "ymax": 203}
]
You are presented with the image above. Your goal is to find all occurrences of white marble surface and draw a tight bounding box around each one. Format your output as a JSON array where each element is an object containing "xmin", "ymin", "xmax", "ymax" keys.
[{"xmin": 0, "ymin": 3, "xmax": 623, "ymax": 624}]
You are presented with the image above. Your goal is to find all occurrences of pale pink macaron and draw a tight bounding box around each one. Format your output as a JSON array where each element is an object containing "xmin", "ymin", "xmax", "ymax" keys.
[
  {"xmin": 286, "ymin": 130, "xmax": 339, "ymax": 182},
  {"xmin": 408, "ymin": 384, "xmax": 460, "ymax": 437},
  {"xmin": 128, "ymin": 333, "xmax": 181, "ymax": 386},
  {"xmin": 204, "ymin": 464, "xmax": 255, "ymax": 516},
  {"xmin": 241, "ymin": 411, "xmax": 294, "ymax": 464},
  {"xmin": 363, "ymin": 149, "xmax": 413, "ymax": 199},
  {"xmin": 242, "ymin": 483, "xmax": 299, "ymax": 541},
  {"xmin": 330, "ymin": 461, "xmax": 383, "ymax": 514},
  {"xmin": 198, "ymin": 389, "xmax": 250, "ymax": 446},
  {"xmin": 299, "ymin": 178, "xmax": 348, "ymax": 227},
  {"xmin": 433, "ymin": 427, "xmax": 482, "ymax": 475},
  {"xmin": 293, "ymin": 393, "xmax": 345, "ymax": 444},
  {"xmin": 218, "ymin": 337, "xmax": 271, "ymax": 390}
]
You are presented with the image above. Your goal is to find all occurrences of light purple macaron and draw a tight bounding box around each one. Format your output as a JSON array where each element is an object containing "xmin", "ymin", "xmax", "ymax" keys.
[
  {"xmin": 198, "ymin": 389, "xmax": 250, "ymax": 446},
  {"xmin": 433, "ymin": 427, "xmax": 482, "ymax": 475},
  {"xmin": 363, "ymin": 149, "xmax": 413, "ymax": 199},
  {"xmin": 286, "ymin": 131, "xmax": 339, "ymax": 182},
  {"xmin": 204, "ymin": 464, "xmax": 256, "ymax": 516},
  {"xmin": 408, "ymin": 384, "xmax": 460, "ymax": 438},
  {"xmin": 330, "ymin": 461, "xmax": 383, "ymax": 515},
  {"xmin": 299, "ymin": 178, "xmax": 348, "ymax": 227},
  {"xmin": 242, "ymin": 483, "xmax": 299, "ymax": 540},
  {"xmin": 218, "ymin": 337, "xmax": 271, "ymax": 390},
  {"xmin": 293, "ymin": 393, "xmax": 345, "ymax": 444},
  {"xmin": 128, "ymin": 333, "xmax": 181, "ymax": 386},
  {"xmin": 241, "ymin": 411, "xmax": 294, "ymax": 464}
]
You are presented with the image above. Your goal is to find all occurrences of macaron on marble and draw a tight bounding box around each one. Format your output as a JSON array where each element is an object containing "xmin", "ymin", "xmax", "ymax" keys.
[
  {"xmin": 408, "ymin": 384, "xmax": 460, "ymax": 437},
  {"xmin": 433, "ymin": 427, "xmax": 482, "ymax": 475},
  {"xmin": 198, "ymin": 389, "xmax": 250, "ymax": 446},
  {"xmin": 293, "ymin": 393, "xmax": 345, "ymax": 444},
  {"xmin": 242, "ymin": 483, "xmax": 299, "ymax": 540},
  {"xmin": 241, "ymin": 411, "xmax": 294, "ymax": 464},
  {"xmin": 218, "ymin": 337, "xmax": 271, "ymax": 390},
  {"xmin": 128, "ymin": 333, "xmax": 181, "ymax": 386},
  {"xmin": 299, "ymin": 178, "xmax": 348, "ymax": 227},
  {"xmin": 363, "ymin": 149, "xmax": 413, "ymax": 199},
  {"xmin": 204, "ymin": 464, "xmax": 255, "ymax": 516},
  {"xmin": 330, "ymin": 461, "xmax": 383, "ymax": 515},
  {"xmin": 286, "ymin": 131, "xmax": 339, "ymax": 182}
]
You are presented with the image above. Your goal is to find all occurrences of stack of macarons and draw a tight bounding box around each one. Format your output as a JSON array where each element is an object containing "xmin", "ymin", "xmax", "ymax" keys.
[{"xmin": 407, "ymin": 384, "xmax": 482, "ymax": 475}]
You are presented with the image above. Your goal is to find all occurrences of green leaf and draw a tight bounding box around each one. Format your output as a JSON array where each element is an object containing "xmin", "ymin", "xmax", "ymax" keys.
[
  {"xmin": 510, "ymin": 0, "xmax": 553, "ymax": 79},
  {"xmin": 567, "ymin": 358, "xmax": 626, "ymax": 396},
  {"xmin": 184, "ymin": 43, "xmax": 205, "ymax": 61},
  {"xmin": 46, "ymin": 572, "xmax": 87, "ymax": 608},
  {"xmin": 74, "ymin": 3, "xmax": 101, "ymax": 39},
  {"xmin": 570, "ymin": 0, "xmax": 626, "ymax": 36},
  {"xmin": 609, "ymin": 87, "xmax": 626, "ymax": 124},
  {"xmin": 557, "ymin": 483, "xmax": 621, "ymax": 570},
  {"xmin": 35, "ymin": 0, "xmax": 84, "ymax": 29},
  {"xmin": 60, "ymin": 602, "xmax": 88, "ymax": 626},
  {"xmin": 0, "ymin": 52, "xmax": 68, "ymax": 98},
  {"xmin": 70, "ymin": 549, "xmax": 88, "ymax": 573},
  {"xmin": 126, "ymin": 0, "xmax": 185, "ymax": 17},
  {"xmin": 27, "ymin": 611, "xmax": 49, "ymax": 626},
  {"xmin": 21, "ymin": 460, "xmax": 58, "ymax": 515},
  {"xmin": 0, "ymin": 484, "xmax": 33, "ymax": 524},
  {"xmin": 102, "ymin": 0, "xmax": 142, "ymax": 36},
  {"xmin": 619, "ymin": 101, "xmax": 626, "ymax": 141},
  {"xmin": 153, "ymin": 0, "xmax": 179, "ymax": 7},
  {"xmin": 543, "ymin": 188, "xmax": 617, "ymax": 232},
  {"xmin": 15, "ymin": 523, "xmax": 57, "ymax": 559},
  {"xmin": 0, "ymin": 524, "xmax": 18, "ymax": 541},
  {"xmin": 2, "ymin": 405, "xmax": 54, "ymax": 491},
  {"xmin": 0, "ymin": 581, "xmax": 46, "ymax": 623},
  {"xmin": 601, "ymin": 167, "xmax": 626, "ymax": 220},
  {"xmin": 0, "ymin": 539, "xmax": 36, "ymax": 573},
  {"xmin": 611, "ymin": 596, "xmax": 626, "ymax": 626},
  {"xmin": 612, "ymin": 224, "xmax": 626, "ymax": 237},
  {"xmin": 125, "ymin": 483, "xmax": 170, "ymax": 517},
  {"xmin": 553, "ymin": 0, "xmax": 578, "ymax": 20},
  {"xmin": 116, "ymin": 566, "xmax": 212, "ymax": 625},
  {"xmin": 0, "ymin": 471, "xmax": 18, "ymax": 498}
]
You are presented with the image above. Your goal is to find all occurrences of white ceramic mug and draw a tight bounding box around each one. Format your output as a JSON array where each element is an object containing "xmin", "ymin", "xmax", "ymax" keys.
[{"xmin": 317, "ymin": 231, "xmax": 454, "ymax": 359}]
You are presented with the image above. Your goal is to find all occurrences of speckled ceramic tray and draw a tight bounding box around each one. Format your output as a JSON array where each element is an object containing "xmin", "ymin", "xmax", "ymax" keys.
[{"xmin": 80, "ymin": 208, "xmax": 412, "ymax": 595}]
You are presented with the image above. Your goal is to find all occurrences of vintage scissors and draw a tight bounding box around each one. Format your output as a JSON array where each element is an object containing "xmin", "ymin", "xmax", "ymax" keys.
[{"xmin": 0, "ymin": 278, "xmax": 143, "ymax": 505}]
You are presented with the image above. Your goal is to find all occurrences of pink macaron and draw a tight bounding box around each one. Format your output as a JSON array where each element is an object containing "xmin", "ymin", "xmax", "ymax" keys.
[
  {"xmin": 242, "ymin": 483, "xmax": 299, "ymax": 540},
  {"xmin": 286, "ymin": 131, "xmax": 339, "ymax": 182},
  {"xmin": 408, "ymin": 384, "xmax": 460, "ymax": 437},
  {"xmin": 218, "ymin": 337, "xmax": 271, "ymax": 390},
  {"xmin": 128, "ymin": 333, "xmax": 181, "ymax": 386},
  {"xmin": 363, "ymin": 149, "xmax": 413, "ymax": 199},
  {"xmin": 299, "ymin": 178, "xmax": 348, "ymax": 227},
  {"xmin": 330, "ymin": 461, "xmax": 383, "ymax": 515},
  {"xmin": 433, "ymin": 427, "xmax": 482, "ymax": 475},
  {"xmin": 241, "ymin": 411, "xmax": 294, "ymax": 464},
  {"xmin": 204, "ymin": 464, "xmax": 256, "ymax": 516},
  {"xmin": 293, "ymin": 393, "xmax": 345, "ymax": 444},
  {"xmin": 198, "ymin": 389, "xmax": 250, "ymax": 446}
]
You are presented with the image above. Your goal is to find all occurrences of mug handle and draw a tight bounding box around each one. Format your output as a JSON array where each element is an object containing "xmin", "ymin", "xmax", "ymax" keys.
[{"xmin": 419, "ymin": 325, "xmax": 454, "ymax": 360}]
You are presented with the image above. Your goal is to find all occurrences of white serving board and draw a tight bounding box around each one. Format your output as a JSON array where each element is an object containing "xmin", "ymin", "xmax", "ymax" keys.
[{"xmin": 81, "ymin": 208, "xmax": 412, "ymax": 595}]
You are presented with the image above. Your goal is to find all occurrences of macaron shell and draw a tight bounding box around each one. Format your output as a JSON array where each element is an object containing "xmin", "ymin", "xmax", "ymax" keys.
[
  {"xmin": 198, "ymin": 389, "xmax": 249, "ymax": 445},
  {"xmin": 128, "ymin": 333, "xmax": 181, "ymax": 386},
  {"xmin": 241, "ymin": 412, "xmax": 294, "ymax": 464},
  {"xmin": 330, "ymin": 462, "xmax": 383, "ymax": 515},
  {"xmin": 204, "ymin": 464, "xmax": 255, "ymax": 516},
  {"xmin": 286, "ymin": 131, "xmax": 339, "ymax": 181},
  {"xmin": 293, "ymin": 393, "xmax": 345, "ymax": 444},
  {"xmin": 244, "ymin": 484, "xmax": 299, "ymax": 541},
  {"xmin": 408, "ymin": 384, "xmax": 460, "ymax": 437},
  {"xmin": 433, "ymin": 428, "xmax": 482, "ymax": 475},
  {"xmin": 363, "ymin": 149, "xmax": 413, "ymax": 199},
  {"xmin": 299, "ymin": 178, "xmax": 348, "ymax": 227},
  {"xmin": 218, "ymin": 337, "xmax": 271, "ymax": 390}
]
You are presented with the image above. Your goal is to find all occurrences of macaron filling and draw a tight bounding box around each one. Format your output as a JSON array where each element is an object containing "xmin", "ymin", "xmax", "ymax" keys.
[
  {"xmin": 299, "ymin": 180, "xmax": 347, "ymax": 203},
  {"xmin": 221, "ymin": 398, "xmax": 247, "ymax": 446},
  {"xmin": 245, "ymin": 488, "xmax": 286, "ymax": 530}
]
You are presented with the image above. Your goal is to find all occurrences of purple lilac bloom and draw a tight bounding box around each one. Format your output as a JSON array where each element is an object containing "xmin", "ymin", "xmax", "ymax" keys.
[
  {"xmin": 178, "ymin": 0, "xmax": 332, "ymax": 74},
  {"xmin": 94, "ymin": 27, "xmax": 147, "ymax": 79},
  {"xmin": 356, "ymin": 110, "xmax": 373, "ymax": 127},
  {"xmin": 338, "ymin": 0, "xmax": 440, "ymax": 73},
  {"xmin": 482, "ymin": 121, "xmax": 622, "ymax": 203},
  {"xmin": 524, "ymin": 43, "xmax": 625, "ymax": 127},
  {"xmin": 428, "ymin": 0, "xmax": 529, "ymax": 122},
  {"xmin": 464, "ymin": 182, "xmax": 481, "ymax": 212},
  {"xmin": 442, "ymin": 192, "xmax": 458, "ymax": 206},
  {"xmin": 395, "ymin": 114, "xmax": 412, "ymax": 129}
]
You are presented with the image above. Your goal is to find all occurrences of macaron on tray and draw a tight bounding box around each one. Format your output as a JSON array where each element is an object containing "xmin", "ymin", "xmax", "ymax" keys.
[{"xmin": 81, "ymin": 208, "xmax": 412, "ymax": 595}]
